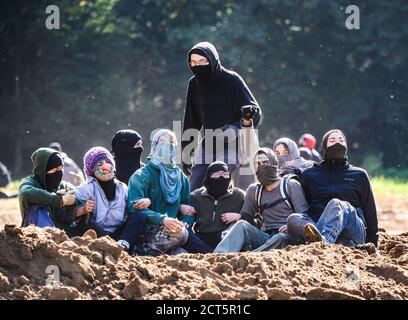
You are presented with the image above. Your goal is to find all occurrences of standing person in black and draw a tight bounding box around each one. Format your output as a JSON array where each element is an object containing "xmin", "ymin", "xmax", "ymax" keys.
[
  {"xmin": 287, "ymin": 129, "xmax": 379, "ymax": 249},
  {"xmin": 181, "ymin": 42, "xmax": 262, "ymax": 191}
]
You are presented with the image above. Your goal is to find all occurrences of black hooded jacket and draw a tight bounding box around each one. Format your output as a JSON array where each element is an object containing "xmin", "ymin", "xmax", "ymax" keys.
[
  {"xmin": 301, "ymin": 160, "xmax": 379, "ymax": 246},
  {"xmin": 182, "ymin": 42, "xmax": 261, "ymax": 151}
]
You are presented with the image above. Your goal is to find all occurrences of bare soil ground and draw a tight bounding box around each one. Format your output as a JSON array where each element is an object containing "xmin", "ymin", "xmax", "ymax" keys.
[{"xmin": 0, "ymin": 193, "xmax": 407, "ymax": 300}]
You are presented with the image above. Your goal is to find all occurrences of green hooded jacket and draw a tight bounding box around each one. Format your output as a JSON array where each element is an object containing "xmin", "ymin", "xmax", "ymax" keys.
[
  {"xmin": 19, "ymin": 148, "xmax": 78, "ymax": 226},
  {"xmin": 127, "ymin": 161, "xmax": 193, "ymax": 226}
]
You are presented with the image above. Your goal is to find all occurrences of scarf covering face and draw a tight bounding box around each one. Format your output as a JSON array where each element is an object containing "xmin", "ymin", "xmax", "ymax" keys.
[
  {"xmin": 253, "ymin": 148, "xmax": 280, "ymax": 186},
  {"xmin": 322, "ymin": 129, "xmax": 348, "ymax": 160},
  {"xmin": 273, "ymin": 137, "xmax": 300, "ymax": 167},
  {"xmin": 150, "ymin": 129, "xmax": 182, "ymax": 204},
  {"xmin": 325, "ymin": 143, "xmax": 348, "ymax": 161}
]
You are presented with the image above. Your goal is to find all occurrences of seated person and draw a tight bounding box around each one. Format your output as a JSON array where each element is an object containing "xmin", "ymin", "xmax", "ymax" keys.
[
  {"xmin": 111, "ymin": 129, "xmax": 144, "ymax": 185},
  {"xmin": 75, "ymin": 147, "xmax": 147, "ymax": 253},
  {"xmin": 190, "ymin": 161, "xmax": 245, "ymax": 249},
  {"xmin": 48, "ymin": 142, "xmax": 85, "ymax": 187},
  {"xmin": 19, "ymin": 148, "xmax": 80, "ymax": 230},
  {"xmin": 298, "ymin": 133, "xmax": 322, "ymax": 162},
  {"xmin": 213, "ymin": 148, "xmax": 309, "ymax": 253},
  {"xmin": 273, "ymin": 137, "xmax": 313, "ymax": 176},
  {"xmin": 128, "ymin": 129, "xmax": 212, "ymax": 256},
  {"xmin": 287, "ymin": 129, "xmax": 379, "ymax": 249}
]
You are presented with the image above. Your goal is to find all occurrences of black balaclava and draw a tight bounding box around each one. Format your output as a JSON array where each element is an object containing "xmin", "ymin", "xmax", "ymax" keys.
[
  {"xmin": 254, "ymin": 148, "xmax": 280, "ymax": 186},
  {"xmin": 98, "ymin": 179, "xmax": 116, "ymax": 201},
  {"xmin": 322, "ymin": 129, "xmax": 348, "ymax": 161},
  {"xmin": 45, "ymin": 153, "xmax": 63, "ymax": 192},
  {"xmin": 203, "ymin": 161, "xmax": 231, "ymax": 199},
  {"xmin": 188, "ymin": 42, "xmax": 222, "ymax": 82},
  {"xmin": 189, "ymin": 48, "xmax": 211, "ymax": 81},
  {"xmin": 111, "ymin": 130, "xmax": 143, "ymax": 184}
]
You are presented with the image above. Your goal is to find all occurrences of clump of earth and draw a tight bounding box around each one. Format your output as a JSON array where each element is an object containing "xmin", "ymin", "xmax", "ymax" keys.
[{"xmin": 0, "ymin": 225, "xmax": 407, "ymax": 300}]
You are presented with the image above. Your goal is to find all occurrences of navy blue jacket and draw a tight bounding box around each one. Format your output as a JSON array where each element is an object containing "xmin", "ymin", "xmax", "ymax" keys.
[{"xmin": 301, "ymin": 159, "xmax": 379, "ymax": 246}]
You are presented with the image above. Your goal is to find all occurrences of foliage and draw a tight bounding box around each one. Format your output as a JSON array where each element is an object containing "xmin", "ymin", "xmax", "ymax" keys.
[{"xmin": 0, "ymin": 0, "xmax": 407, "ymax": 178}]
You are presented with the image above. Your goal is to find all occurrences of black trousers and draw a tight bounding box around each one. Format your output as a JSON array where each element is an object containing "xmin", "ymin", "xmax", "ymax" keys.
[
  {"xmin": 74, "ymin": 214, "xmax": 147, "ymax": 249},
  {"xmin": 181, "ymin": 228, "xmax": 213, "ymax": 253},
  {"xmin": 195, "ymin": 232, "xmax": 223, "ymax": 251}
]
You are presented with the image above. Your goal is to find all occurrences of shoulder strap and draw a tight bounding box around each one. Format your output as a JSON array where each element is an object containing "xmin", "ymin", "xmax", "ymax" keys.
[
  {"xmin": 280, "ymin": 175, "xmax": 295, "ymax": 211},
  {"xmin": 255, "ymin": 183, "xmax": 263, "ymax": 210}
]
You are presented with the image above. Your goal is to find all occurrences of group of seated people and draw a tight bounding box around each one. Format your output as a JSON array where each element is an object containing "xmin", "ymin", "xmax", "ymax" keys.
[{"xmin": 18, "ymin": 126, "xmax": 378, "ymax": 256}]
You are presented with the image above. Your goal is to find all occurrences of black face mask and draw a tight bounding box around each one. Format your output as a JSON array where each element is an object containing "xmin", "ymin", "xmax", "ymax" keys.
[
  {"xmin": 205, "ymin": 177, "xmax": 230, "ymax": 199},
  {"xmin": 256, "ymin": 165, "xmax": 279, "ymax": 186},
  {"xmin": 325, "ymin": 143, "xmax": 347, "ymax": 160},
  {"xmin": 46, "ymin": 171, "xmax": 63, "ymax": 192},
  {"xmin": 191, "ymin": 64, "xmax": 212, "ymax": 81},
  {"xmin": 114, "ymin": 147, "xmax": 143, "ymax": 184}
]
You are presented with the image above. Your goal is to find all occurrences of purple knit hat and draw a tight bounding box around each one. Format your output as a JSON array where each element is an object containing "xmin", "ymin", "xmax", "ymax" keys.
[{"xmin": 83, "ymin": 146, "xmax": 115, "ymax": 177}]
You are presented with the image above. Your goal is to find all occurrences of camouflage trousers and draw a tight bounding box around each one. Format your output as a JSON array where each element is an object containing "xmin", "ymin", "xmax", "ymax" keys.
[{"xmin": 137, "ymin": 225, "xmax": 189, "ymax": 256}]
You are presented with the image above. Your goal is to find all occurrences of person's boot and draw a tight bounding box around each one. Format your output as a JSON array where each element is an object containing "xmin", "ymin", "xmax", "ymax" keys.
[
  {"xmin": 82, "ymin": 229, "xmax": 97, "ymax": 240},
  {"xmin": 117, "ymin": 239, "xmax": 130, "ymax": 252},
  {"xmin": 304, "ymin": 223, "xmax": 323, "ymax": 243},
  {"xmin": 355, "ymin": 243, "xmax": 376, "ymax": 254}
]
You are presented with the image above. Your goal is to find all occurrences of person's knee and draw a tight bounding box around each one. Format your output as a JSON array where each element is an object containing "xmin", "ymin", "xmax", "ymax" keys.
[
  {"xmin": 235, "ymin": 219, "xmax": 247, "ymax": 229},
  {"xmin": 130, "ymin": 213, "xmax": 147, "ymax": 224},
  {"xmin": 327, "ymin": 198, "xmax": 343, "ymax": 208},
  {"xmin": 287, "ymin": 213, "xmax": 302, "ymax": 229},
  {"xmin": 322, "ymin": 198, "xmax": 344, "ymax": 218},
  {"xmin": 179, "ymin": 227, "xmax": 189, "ymax": 245}
]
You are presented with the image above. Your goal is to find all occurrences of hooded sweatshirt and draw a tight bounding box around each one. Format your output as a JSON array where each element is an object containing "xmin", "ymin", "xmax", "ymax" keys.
[
  {"xmin": 274, "ymin": 137, "xmax": 314, "ymax": 175},
  {"xmin": 19, "ymin": 148, "xmax": 78, "ymax": 226},
  {"xmin": 182, "ymin": 42, "xmax": 262, "ymax": 153},
  {"xmin": 127, "ymin": 163, "xmax": 193, "ymax": 227},
  {"xmin": 301, "ymin": 160, "xmax": 378, "ymax": 246},
  {"xmin": 241, "ymin": 147, "xmax": 309, "ymax": 230}
]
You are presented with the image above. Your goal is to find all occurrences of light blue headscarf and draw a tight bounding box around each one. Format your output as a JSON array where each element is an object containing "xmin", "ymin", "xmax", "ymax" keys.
[{"xmin": 150, "ymin": 129, "xmax": 182, "ymax": 204}]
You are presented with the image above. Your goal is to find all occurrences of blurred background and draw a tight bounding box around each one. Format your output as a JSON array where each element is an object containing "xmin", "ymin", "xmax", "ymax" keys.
[{"xmin": 0, "ymin": 0, "xmax": 407, "ymax": 180}]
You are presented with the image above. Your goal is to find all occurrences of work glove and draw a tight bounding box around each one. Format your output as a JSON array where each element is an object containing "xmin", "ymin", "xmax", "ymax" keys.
[
  {"xmin": 61, "ymin": 190, "xmax": 76, "ymax": 206},
  {"xmin": 241, "ymin": 105, "xmax": 257, "ymax": 121}
]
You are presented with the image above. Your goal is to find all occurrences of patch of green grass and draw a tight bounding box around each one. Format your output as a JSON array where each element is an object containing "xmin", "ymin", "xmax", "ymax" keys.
[
  {"xmin": 372, "ymin": 176, "xmax": 408, "ymax": 198},
  {"xmin": 2, "ymin": 178, "xmax": 407, "ymax": 199},
  {"xmin": 1, "ymin": 180, "xmax": 20, "ymax": 193}
]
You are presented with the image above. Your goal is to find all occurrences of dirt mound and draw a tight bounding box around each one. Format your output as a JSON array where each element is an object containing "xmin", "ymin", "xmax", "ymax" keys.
[{"xmin": 0, "ymin": 225, "xmax": 407, "ymax": 300}]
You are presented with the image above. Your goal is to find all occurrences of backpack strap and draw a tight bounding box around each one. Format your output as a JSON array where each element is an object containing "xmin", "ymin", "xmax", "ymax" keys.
[
  {"xmin": 280, "ymin": 175, "xmax": 297, "ymax": 212},
  {"xmin": 255, "ymin": 183, "xmax": 263, "ymax": 211}
]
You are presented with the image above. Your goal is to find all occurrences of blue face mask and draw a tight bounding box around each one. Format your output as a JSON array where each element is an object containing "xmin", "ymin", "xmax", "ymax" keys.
[{"xmin": 152, "ymin": 140, "xmax": 177, "ymax": 166}]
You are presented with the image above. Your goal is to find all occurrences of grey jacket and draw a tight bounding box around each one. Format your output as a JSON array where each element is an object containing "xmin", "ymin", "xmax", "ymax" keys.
[
  {"xmin": 75, "ymin": 177, "xmax": 128, "ymax": 233},
  {"xmin": 240, "ymin": 179, "xmax": 309, "ymax": 230}
]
